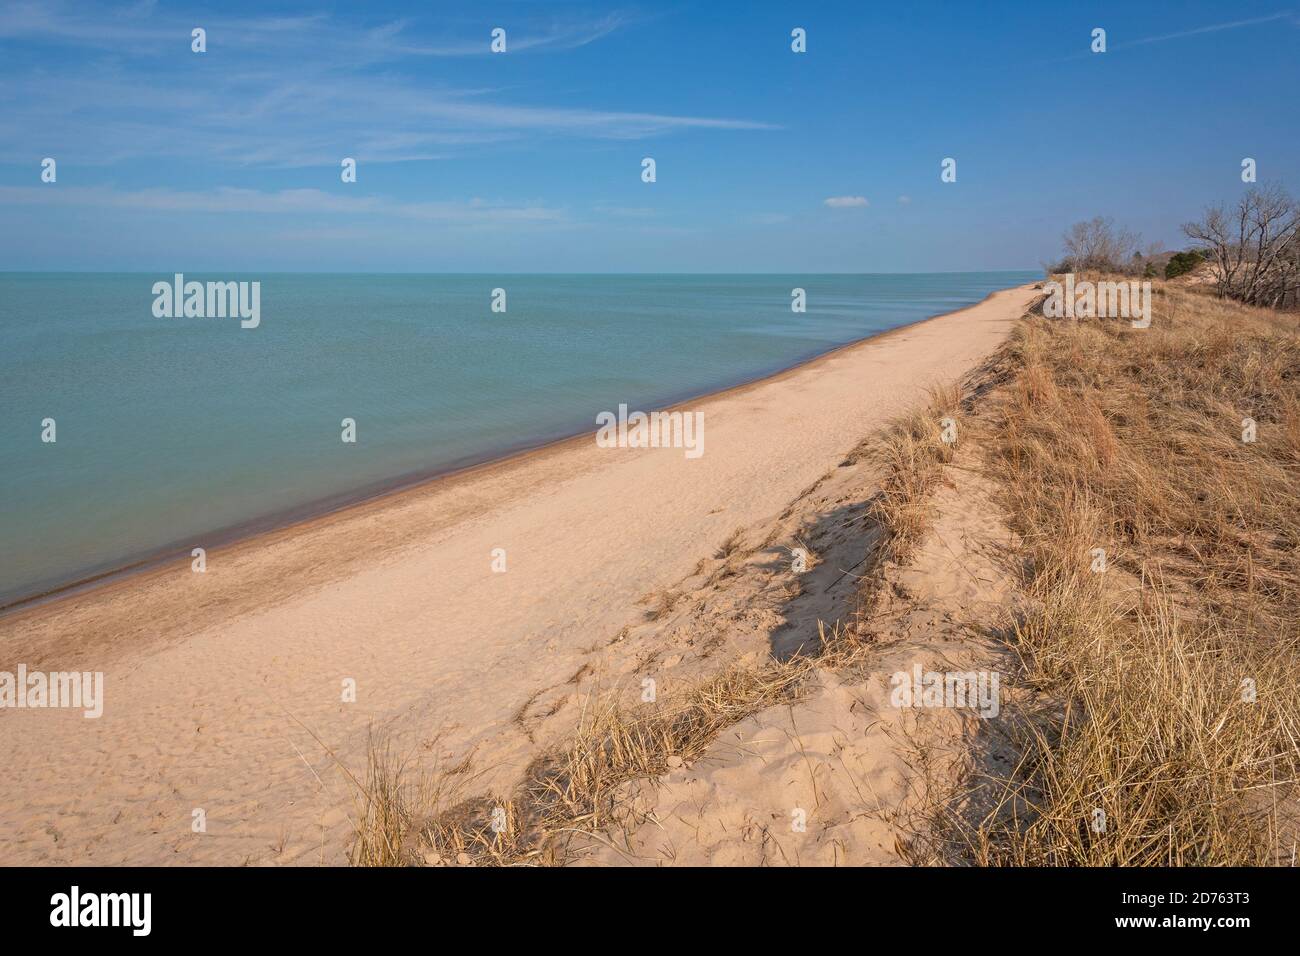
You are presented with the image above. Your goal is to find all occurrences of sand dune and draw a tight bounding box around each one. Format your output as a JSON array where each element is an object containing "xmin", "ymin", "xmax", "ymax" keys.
[{"xmin": 0, "ymin": 284, "xmax": 1039, "ymax": 866}]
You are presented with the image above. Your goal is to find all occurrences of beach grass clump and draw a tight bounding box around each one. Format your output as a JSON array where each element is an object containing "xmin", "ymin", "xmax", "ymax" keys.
[
  {"xmin": 947, "ymin": 282, "xmax": 1300, "ymax": 865},
  {"xmin": 348, "ymin": 656, "xmax": 826, "ymax": 866},
  {"xmin": 854, "ymin": 382, "xmax": 963, "ymax": 568},
  {"xmin": 352, "ymin": 619, "xmax": 876, "ymax": 866}
]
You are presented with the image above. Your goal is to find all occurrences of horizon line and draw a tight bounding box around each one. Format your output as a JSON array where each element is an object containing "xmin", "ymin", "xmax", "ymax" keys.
[{"xmin": 0, "ymin": 268, "xmax": 1042, "ymax": 276}]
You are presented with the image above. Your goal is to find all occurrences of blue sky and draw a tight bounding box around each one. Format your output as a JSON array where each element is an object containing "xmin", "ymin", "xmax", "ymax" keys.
[{"xmin": 1, "ymin": 0, "xmax": 1297, "ymax": 272}]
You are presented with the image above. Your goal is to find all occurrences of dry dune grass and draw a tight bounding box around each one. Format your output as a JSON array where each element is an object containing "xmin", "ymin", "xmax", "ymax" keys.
[
  {"xmin": 942, "ymin": 282, "xmax": 1300, "ymax": 865},
  {"xmin": 855, "ymin": 382, "xmax": 962, "ymax": 562},
  {"xmin": 348, "ymin": 390, "xmax": 965, "ymax": 866}
]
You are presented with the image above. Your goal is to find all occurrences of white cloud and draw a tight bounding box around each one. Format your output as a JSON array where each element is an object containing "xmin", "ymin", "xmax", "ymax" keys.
[
  {"xmin": 897, "ymin": 195, "xmax": 912, "ymax": 205},
  {"xmin": 824, "ymin": 196, "xmax": 869, "ymax": 209},
  {"xmin": 593, "ymin": 204, "xmax": 657, "ymax": 217}
]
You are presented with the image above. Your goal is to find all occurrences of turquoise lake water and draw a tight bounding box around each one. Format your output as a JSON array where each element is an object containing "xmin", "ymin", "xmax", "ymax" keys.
[{"xmin": 0, "ymin": 271, "xmax": 1036, "ymax": 605}]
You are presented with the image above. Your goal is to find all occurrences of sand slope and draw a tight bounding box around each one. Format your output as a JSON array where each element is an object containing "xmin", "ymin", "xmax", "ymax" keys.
[
  {"xmin": 574, "ymin": 451, "xmax": 1024, "ymax": 866},
  {"xmin": 0, "ymin": 285, "xmax": 1038, "ymax": 865}
]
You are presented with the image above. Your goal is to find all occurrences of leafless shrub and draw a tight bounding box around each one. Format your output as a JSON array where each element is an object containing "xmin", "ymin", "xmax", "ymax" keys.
[
  {"xmin": 1054, "ymin": 216, "xmax": 1142, "ymax": 273},
  {"xmin": 1183, "ymin": 183, "xmax": 1300, "ymax": 309}
]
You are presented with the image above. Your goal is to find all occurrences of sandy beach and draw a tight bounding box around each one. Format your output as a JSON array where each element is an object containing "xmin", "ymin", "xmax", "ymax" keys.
[{"xmin": 0, "ymin": 283, "xmax": 1039, "ymax": 866}]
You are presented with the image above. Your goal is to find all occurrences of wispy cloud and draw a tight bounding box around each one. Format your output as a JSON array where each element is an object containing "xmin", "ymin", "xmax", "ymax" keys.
[
  {"xmin": 0, "ymin": 1, "xmax": 634, "ymax": 58},
  {"xmin": 824, "ymin": 196, "xmax": 868, "ymax": 208},
  {"xmin": 1060, "ymin": 11, "xmax": 1298, "ymax": 60},
  {"xmin": 0, "ymin": 2, "xmax": 774, "ymax": 168},
  {"xmin": 371, "ymin": 13, "xmax": 635, "ymax": 57},
  {"xmin": 0, "ymin": 76, "xmax": 775, "ymax": 167},
  {"xmin": 593, "ymin": 203, "xmax": 657, "ymax": 217},
  {"xmin": 1116, "ymin": 11, "xmax": 1298, "ymax": 49},
  {"xmin": 0, "ymin": 185, "xmax": 569, "ymax": 226},
  {"xmin": 0, "ymin": 2, "xmax": 326, "ymax": 48}
]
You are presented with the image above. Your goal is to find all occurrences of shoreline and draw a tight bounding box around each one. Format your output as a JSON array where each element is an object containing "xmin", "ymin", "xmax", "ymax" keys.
[
  {"xmin": 0, "ymin": 281, "xmax": 1041, "ymax": 866},
  {"xmin": 1, "ymin": 282, "xmax": 1037, "ymax": 619}
]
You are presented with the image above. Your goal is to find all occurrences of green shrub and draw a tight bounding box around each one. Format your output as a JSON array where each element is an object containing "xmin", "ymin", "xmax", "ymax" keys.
[{"xmin": 1165, "ymin": 250, "xmax": 1204, "ymax": 279}]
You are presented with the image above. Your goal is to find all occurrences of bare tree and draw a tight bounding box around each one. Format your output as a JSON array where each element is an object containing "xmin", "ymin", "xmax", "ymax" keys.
[
  {"xmin": 1058, "ymin": 216, "xmax": 1141, "ymax": 272},
  {"xmin": 1183, "ymin": 184, "xmax": 1300, "ymax": 308}
]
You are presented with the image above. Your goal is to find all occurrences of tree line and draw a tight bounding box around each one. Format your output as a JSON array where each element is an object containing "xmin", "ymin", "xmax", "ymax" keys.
[{"xmin": 1050, "ymin": 184, "xmax": 1300, "ymax": 310}]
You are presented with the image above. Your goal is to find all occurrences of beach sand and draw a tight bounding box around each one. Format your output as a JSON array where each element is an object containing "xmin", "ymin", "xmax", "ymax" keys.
[{"xmin": 0, "ymin": 283, "xmax": 1040, "ymax": 865}]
